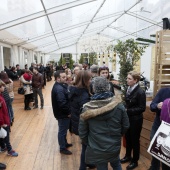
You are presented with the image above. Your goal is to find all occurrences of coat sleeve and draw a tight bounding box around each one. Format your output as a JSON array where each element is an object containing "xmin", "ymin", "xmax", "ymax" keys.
[
  {"xmin": 79, "ymin": 93, "xmax": 90, "ymax": 111},
  {"xmin": 127, "ymin": 90, "xmax": 146, "ymax": 116},
  {"xmin": 120, "ymin": 104, "xmax": 130, "ymax": 135},
  {"xmin": 79, "ymin": 118, "xmax": 89, "ymax": 145},
  {"xmin": 20, "ymin": 76, "xmax": 31, "ymax": 84},
  {"xmin": 150, "ymin": 89, "xmax": 162, "ymax": 112},
  {"xmin": 57, "ymin": 87, "xmax": 70, "ymax": 115},
  {"xmin": 39, "ymin": 74, "xmax": 44, "ymax": 88}
]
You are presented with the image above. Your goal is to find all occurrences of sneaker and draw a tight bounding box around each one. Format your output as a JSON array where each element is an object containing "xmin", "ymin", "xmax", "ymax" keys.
[
  {"xmin": 66, "ymin": 143, "xmax": 73, "ymax": 148},
  {"xmin": 60, "ymin": 149, "xmax": 72, "ymax": 155},
  {"xmin": 0, "ymin": 147, "xmax": 7, "ymax": 153},
  {"xmin": 7, "ymin": 150, "xmax": 18, "ymax": 157}
]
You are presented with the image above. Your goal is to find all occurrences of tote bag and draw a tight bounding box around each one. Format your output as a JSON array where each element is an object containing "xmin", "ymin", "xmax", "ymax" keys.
[
  {"xmin": 0, "ymin": 127, "xmax": 7, "ymax": 138},
  {"xmin": 147, "ymin": 121, "xmax": 170, "ymax": 167},
  {"xmin": 18, "ymin": 87, "xmax": 25, "ymax": 95}
]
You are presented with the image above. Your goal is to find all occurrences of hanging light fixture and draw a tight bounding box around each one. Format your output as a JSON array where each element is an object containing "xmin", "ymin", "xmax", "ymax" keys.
[
  {"xmin": 103, "ymin": 52, "xmax": 104, "ymax": 58},
  {"xmin": 99, "ymin": 53, "xmax": 100, "ymax": 58},
  {"xmin": 108, "ymin": 51, "xmax": 110, "ymax": 58}
]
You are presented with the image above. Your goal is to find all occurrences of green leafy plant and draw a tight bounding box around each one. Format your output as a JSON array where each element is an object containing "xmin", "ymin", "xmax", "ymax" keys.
[
  {"xmin": 89, "ymin": 52, "xmax": 97, "ymax": 65},
  {"xmin": 58, "ymin": 54, "xmax": 66, "ymax": 66},
  {"xmin": 69, "ymin": 54, "xmax": 74, "ymax": 69},
  {"xmin": 108, "ymin": 39, "xmax": 147, "ymax": 101}
]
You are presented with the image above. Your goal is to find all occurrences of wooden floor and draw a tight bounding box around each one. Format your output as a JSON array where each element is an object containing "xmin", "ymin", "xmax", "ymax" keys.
[{"xmin": 0, "ymin": 80, "xmax": 151, "ymax": 170}]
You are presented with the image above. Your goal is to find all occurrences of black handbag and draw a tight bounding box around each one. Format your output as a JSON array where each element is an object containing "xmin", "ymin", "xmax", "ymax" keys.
[{"xmin": 18, "ymin": 87, "xmax": 25, "ymax": 95}]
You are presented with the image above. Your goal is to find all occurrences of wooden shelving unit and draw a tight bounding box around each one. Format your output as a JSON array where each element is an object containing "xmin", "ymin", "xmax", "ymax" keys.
[{"xmin": 153, "ymin": 30, "xmax": 170, "ymax": 96}]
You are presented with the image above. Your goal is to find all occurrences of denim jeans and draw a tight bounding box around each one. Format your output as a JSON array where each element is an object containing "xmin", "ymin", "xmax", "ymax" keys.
[
  {"xmin": 96, "ymin": 160, "xmax": 122, "ymax": 170},
  {"xmin": 58, "ymin": 118, "xmax": 70, "ymax": 151},
  {"xmin": 33, "ymin": 88, "xmax": 44, "ymax": 107}
]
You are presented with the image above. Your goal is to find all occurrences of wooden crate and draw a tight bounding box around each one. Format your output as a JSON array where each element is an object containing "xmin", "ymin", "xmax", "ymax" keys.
[{"xmin": 154, "ymin": 30, "xmax": 170, "ymax": 96}]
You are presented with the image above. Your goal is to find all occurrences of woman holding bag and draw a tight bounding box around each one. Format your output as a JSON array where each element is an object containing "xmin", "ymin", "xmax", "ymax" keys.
[{"xmin": 0, "ymin": 80, "xmax": 18, "ymax": 156}]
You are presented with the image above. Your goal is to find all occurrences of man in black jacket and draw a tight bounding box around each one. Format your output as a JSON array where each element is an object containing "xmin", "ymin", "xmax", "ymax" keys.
[{"xmin": 51, "ymin": 70, "xmax": 72, "ymax": 155}]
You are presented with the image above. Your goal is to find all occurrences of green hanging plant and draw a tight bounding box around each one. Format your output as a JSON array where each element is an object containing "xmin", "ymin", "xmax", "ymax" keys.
[{"xmin": 108, "ymin": 39, "xmax": 147, "ymax": 101}]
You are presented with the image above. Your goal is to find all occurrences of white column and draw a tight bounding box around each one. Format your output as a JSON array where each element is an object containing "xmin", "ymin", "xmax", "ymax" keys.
[
  {"xmin": 18, "ymin": 47, "xmax": 24, "ymax": 69},
  {"xmin": 44, "ymin": 54, "xmax": 50, "ymax": 65},
  {"xmin": 11, "ymin": 45, "xmax": 19, "ymax": 67},
  {"xmin": 41, "ymin": 53, "xmax": 45, "ymax": 65},
  {"xmin": 28, "ymin": 50, "xmax": 33, "ymax": 67},
  {"xmin": 0, "ymin": 46, "xmax": 4, "ymax": 71},
  {"xmin": 37, "ymin": 52, "xmax": 41, "ymax": 64}
]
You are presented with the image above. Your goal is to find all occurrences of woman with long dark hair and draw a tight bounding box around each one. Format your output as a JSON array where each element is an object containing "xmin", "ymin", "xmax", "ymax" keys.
[{"xmin": 69, "ymin": 70, "xmax": 95, "ymax": 170}]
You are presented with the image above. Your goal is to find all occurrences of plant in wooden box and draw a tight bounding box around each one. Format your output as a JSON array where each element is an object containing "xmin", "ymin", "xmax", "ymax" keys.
[{"xmin": 108, "ymin": 39, "xmax": 147, "ymax": 102}]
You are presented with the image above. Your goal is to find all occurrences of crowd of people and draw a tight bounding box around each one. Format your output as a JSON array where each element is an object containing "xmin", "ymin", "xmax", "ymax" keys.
[{"xmin": 0, "ymin": 62, "xmax": 170, "ymax": 170}]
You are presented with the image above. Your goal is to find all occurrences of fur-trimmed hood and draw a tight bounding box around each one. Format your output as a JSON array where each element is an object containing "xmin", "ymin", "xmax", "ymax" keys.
[{"xmin": 80, "ymin": 94, "xmax": 122, "ymax": 120}]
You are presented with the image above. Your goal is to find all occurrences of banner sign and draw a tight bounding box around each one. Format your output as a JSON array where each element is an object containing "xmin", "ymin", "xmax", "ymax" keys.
[{"xmin": 147, "ymin": 121, "xmax": 170, "ymax": 167}]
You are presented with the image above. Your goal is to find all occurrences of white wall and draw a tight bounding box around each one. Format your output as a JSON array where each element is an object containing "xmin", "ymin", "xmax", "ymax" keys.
[{"xmin": 140, "ymin": 46, "xmax": 152, "ymax": 81}]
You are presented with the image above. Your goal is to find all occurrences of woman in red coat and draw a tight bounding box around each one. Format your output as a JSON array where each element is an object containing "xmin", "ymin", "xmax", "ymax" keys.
[{"xmin": 0, "ymin": 81, "xmax": 18, "ymax": 157}]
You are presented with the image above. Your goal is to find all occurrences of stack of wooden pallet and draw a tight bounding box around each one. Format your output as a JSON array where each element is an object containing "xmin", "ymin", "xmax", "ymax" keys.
[{"xmin": 154, "ymin": 30, "xmax": 170, "ymax": 96}]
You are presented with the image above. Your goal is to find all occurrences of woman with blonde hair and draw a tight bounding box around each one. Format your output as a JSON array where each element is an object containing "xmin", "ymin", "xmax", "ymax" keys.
[{"xmin": 120, "ymin": 71, "xmax": 146, "ymax": 170}]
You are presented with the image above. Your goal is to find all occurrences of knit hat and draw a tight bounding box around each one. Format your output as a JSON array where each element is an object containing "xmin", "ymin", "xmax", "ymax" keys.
[
  {"xmin": 23, "ymin": 73, "xmax": 32, "ymax": 81},
  {"xmin": 90, "ymin": 65, "xmax": 99, "ymax": 73},
  {"xmin": 93, "ymin": 76, "xmax": 110, "ymax": 93}
]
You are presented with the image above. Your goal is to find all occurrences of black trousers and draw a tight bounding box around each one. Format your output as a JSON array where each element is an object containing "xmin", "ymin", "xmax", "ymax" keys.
[
  {"xmin": 125, "ymin": 117, "xmax": 143, "ymax": 163},
  {"xmin": 24, "ymin": 94, "xmax": 32, "ymax": 109},
  {"xmin": 0, "ymin": 126, "xmax": 12, "ymax": 152}
]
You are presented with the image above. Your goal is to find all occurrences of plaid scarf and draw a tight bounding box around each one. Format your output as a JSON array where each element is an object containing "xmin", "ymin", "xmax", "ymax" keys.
[{"xmin": 91, "ymin": 91, "xmax": 113, "ymax": 100}]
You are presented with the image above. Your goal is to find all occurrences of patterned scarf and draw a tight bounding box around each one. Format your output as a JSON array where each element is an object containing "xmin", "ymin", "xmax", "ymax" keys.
[{"xmin": 91, "ymin": 91, "xmax": 114, "ymax": 100}]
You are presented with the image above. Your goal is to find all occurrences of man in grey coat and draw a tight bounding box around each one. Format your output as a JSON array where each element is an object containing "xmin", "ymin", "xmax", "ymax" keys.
[{"xmin": 79, "ymin": 77, "xmax": 129, "ymax": 170}]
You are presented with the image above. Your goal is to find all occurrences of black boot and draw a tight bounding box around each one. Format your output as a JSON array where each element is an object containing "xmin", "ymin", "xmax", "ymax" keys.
[
  {"xmin": 120, "ymin": 156, "xmax": 132, "ymax": 163},
  {"xmin": 0, "ymin": 163, "xmax": 6, "ymax": 169}
]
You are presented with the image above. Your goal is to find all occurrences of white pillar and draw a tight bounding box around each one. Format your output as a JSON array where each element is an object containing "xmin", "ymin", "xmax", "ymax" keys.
[
  {"xmin": 28, "ymin": 50, "xmax": 33, "ymax": 67},
  {"xmin": 11, "ymin": 45, "xmax": 19, "ymax": 67},
  {"xmin": 18, "ymin": 47, "xmax": 24, "ymax": 69},
  {"xmin": 0, "ymin": 46, "xmax": 4, "ymax": 71},
  {"xmin": 37, "ymin": 52, "xmax": 41, "ymax": 64},
  {"xmin": 41, "ymin": 53, "xmax": 45, "ymax": 65}
]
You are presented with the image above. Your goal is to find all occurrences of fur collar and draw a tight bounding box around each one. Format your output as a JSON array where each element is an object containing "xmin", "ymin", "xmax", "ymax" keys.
[{"xmin": 80, "ymin": 94, "xmax": 122, "ymax": 120}]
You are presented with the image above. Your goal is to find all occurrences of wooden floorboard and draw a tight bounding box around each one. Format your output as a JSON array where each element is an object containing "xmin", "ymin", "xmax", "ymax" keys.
[{"xmin": 0, "ymin": 80, "xmax": 151, "ymax": 170}]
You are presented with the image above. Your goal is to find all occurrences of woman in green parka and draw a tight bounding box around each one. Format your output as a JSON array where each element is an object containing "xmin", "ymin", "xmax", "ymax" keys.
[{"xmin": 79, "ymin": 76, "xmax": 129, "ymax": 170}]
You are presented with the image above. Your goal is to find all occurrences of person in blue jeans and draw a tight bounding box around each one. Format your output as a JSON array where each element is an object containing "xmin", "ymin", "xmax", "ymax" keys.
[
  {"xmin": 148, "ymin": 87, "xmax": 170, "ymax": 170},
  {"xmin": 79, "ymin": 77, "xmax": 129, "ymax": 170},
  {"xmin": 51, "ymin": 70, "xmax": 72, "ymax": 155}
]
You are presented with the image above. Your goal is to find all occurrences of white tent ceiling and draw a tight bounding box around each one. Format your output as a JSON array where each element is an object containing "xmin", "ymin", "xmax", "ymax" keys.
[{"xmin": 0, "ymin": 0, "xmax": 169, "ymax": 54}]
